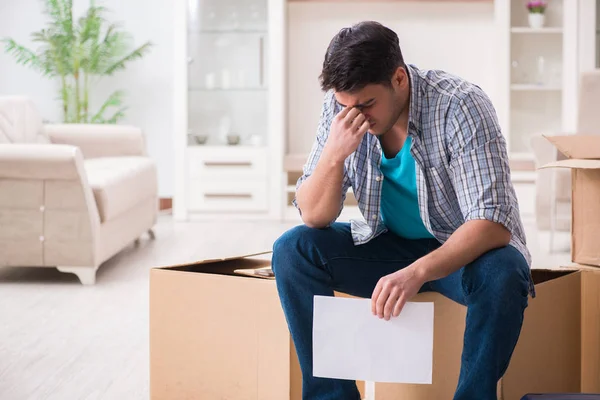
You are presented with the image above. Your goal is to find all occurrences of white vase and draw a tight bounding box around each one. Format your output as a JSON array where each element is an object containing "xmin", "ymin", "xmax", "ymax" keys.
[{"xmin": 528, "ymin": 13, "xmax": 545, "ymax": 29}]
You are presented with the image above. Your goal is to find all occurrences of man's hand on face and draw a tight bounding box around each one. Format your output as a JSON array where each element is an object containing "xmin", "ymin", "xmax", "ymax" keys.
[
  {"xmin": 371, "ymin": 265, "xmax": 426, "ymax": 321},
  {"xmin": 323, "ymin": 106, "xmax": 370, "ymax": 164}
]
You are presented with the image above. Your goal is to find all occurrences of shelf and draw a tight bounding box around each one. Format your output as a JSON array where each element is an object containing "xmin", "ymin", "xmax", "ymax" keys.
[
  {"xmin": 189, "ymin": 29, "xmax": 268, "ymax": 34},
  {"xmin": 511, "ymin": 84, "xmax": 561, "ymax": 91},
  {"xmin": 187, "ymin": 144, "xmax": 267, "ymax": 150},
  {"xmin": 188, "ymin": 87, "xmax": 268, "ymax": 92},
  {"xmin": 510, "ymin": 27, "xmax": 563, "ymax": 34}
]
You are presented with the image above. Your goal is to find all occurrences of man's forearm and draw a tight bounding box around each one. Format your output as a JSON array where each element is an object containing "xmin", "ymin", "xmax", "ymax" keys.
[
  {"xmin": 295, "ymin": 149, "xmax": 345, "ymax": 228},
  {"xmin": 414, "ymin": 219, "xmax": 512, "ymax": 283}
]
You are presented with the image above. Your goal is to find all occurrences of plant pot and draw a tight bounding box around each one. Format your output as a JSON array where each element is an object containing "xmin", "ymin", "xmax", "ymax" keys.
[{"xmin": 528, "ymin": 13, "xmax": 545, "ymax": 29}]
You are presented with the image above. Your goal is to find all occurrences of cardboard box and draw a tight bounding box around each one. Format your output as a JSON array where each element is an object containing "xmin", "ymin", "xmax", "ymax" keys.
[
  {"xmin": 541, "ymin": 134, "xmax": 600, "ymax": 266},
  {"xmin": 149, "ymin": 252, "xmax": 367, "ymax": 400},
  {"xmin": 150, "ymin": 253, "xmax": 600, "ymax": 400},
  {"xmin": 150, "ymin": 252, "xmax": 298, "ymax": 400},
  {"xmin": 373, "ymin": 267, "xmax": 600, "ymax": 400}
]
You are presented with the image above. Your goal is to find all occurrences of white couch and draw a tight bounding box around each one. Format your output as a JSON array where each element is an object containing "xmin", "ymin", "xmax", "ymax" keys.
[{"xmin": 0, "ymin": 96, "xmax": 158, "ymax": 284}]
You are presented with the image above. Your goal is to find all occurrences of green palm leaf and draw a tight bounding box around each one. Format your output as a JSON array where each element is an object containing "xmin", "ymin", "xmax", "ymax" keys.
[
  {"xmin": 90, "ymin": 90, "xmax": 125, "ymax": 123},
  {"xmin": 103, "ymin": 42, "xmax": 152, "ymax": 75},
  {"xmin": 2, "ymin": 0, "xmax": 151, "ymax": 124},
  {"xmin": 1, "ymin": 38, "xmax": 49, "ymax": 74}
]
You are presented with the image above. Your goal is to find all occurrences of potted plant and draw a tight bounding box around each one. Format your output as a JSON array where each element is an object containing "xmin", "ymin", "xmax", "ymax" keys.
[
  {"xmin": 2, "ymin": 0, "xmax": 152, "ymax": 124},
  {"xmin": 527, "ymin": 1, "xmax": 547, "ymax": 29}
]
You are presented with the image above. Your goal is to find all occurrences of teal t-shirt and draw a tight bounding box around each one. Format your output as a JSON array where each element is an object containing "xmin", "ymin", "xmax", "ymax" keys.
[{"xmin": 379, "ymin": 136, "xmax": 434, "ymax": 240}]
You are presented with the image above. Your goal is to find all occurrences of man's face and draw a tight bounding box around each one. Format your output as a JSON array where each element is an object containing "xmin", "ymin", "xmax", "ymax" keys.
[{"xmin": 333, "ymin": 68, "xmax": 409, "ymax": 136}]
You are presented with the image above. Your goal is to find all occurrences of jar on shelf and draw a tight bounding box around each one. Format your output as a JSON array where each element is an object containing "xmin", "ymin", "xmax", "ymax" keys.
[{"xmin": 528, "ymin": 13, "xmax": 545, "ymax": 29}]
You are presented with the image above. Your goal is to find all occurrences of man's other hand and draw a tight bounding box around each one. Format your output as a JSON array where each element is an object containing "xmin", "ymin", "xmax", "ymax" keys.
[{"xmin": 371, "ymin": 264, "xmax": 426, "ymax": 321}]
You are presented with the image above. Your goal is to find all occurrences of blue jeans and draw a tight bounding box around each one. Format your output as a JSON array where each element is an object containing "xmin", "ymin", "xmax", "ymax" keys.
[{"xmin": 272, "ymin": 223, "xmax": 531, "ymax": 400}]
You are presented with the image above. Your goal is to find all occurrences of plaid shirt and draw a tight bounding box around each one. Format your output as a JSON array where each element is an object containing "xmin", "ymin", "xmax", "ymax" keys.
[{"xmin": 294, "ymin": 64, "xmax": 533, "ymax": 295}]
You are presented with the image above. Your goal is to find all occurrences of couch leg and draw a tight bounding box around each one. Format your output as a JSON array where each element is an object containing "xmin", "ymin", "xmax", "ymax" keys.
[
  {"xmin": 57, "ymin": 266, "xmax": 98, "ymax": 285},
  {"xmin": 148, "ymin": 229, "xmax": 156, "ymax": 240}
]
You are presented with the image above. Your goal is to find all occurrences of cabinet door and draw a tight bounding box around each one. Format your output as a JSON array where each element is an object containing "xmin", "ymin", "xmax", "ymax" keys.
[{"xmin": 187, "ymin": 0, "xmax": 269, "ymax": 147}]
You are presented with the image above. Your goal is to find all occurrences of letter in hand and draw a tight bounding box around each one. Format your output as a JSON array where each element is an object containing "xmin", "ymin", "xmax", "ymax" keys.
[{"xmin": 324, "ymin": 106, "xmax": 370, "ymax": 164}]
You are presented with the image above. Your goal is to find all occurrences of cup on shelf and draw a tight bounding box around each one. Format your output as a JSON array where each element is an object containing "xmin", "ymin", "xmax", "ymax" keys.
[
  {"xmin": 188, "ymin": 132, "xmax": 209, "ymax": 146},
  {"xmin": 221, "ymin": 69, "xmax": 231, "ymax": 89},
  {"xmin": 227, "ymin": 134, "xmax": 241, "ymax": 145},
  {"xmin": 536, "ymin": 56, "xmax": 546, "ymax": 85},
  {"xmin": 205, "ymin": 73, "xmax": 216, "ymax": 89}
]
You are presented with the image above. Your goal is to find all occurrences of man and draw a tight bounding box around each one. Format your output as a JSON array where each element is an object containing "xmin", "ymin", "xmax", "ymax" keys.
[{"xmin": 272, "ymin": 21, "xmax": 533, "ymax": 400}]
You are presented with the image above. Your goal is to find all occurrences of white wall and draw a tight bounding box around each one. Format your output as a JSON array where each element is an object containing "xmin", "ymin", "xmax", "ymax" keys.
[
  {"xmin": 0, "ymin": 0, "xmax": 500, "ymax": 195},
  {"xmin": 286, "ymin": 1, "xmax": 497, "ymax": 155},
  {"xmin": 0, "ymin": 0, "xmax": 175, "ymax": 198}
]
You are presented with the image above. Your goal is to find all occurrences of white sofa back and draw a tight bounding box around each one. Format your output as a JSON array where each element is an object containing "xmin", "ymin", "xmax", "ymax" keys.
[{"xmin": 0, "ymin": 96, "xmax": 49, "ymax": 144}]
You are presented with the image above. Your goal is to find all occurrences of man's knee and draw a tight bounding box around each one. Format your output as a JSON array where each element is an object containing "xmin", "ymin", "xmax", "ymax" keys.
[
  {"xmin": 272, "ymin": 225, "xmax": 318, "ymax": 278},
  {"xmin": 463, "ymin": 246, "xmax": 530, "ymax": 303}
]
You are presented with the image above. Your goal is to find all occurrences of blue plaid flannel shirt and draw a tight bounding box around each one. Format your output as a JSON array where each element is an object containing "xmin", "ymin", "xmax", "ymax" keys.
[{"xmin": 293, "ymin": 64, "xmax": 534, "ymax": 296}]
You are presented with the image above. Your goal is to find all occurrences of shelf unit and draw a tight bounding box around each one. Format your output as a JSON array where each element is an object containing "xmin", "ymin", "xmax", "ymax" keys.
[
  {"xmin": 173, "ymin": 0, "xmax": 286, "ymax": 221},
  {"xmin": 496, "ymin": 0, "xmax": 579, "ymax": 162}
]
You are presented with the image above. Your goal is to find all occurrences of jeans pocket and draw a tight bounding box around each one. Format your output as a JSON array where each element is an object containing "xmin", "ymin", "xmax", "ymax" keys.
[{"xmin": 460, "ymin": 266, "xmax": 473, "ymax": 300}]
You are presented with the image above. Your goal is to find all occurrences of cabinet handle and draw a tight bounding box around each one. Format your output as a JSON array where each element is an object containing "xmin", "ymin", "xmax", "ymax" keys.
[
  {"xmin": 259, "ymin": 35, "xmax": 264, "ymax": 87},
  {"xmin": 203, "ymin": 161, "xmax": 252, "ymax": 167},
  {"xmin": 204, "ymin": 193, "xmax": 253, "ymax": 199}
]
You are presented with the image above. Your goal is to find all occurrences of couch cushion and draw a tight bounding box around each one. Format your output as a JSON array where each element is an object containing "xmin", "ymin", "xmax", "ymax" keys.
[
  {"xmin": 84, "ymin": 157, "xmax": 157, "ymax": 222},
  {"xmin": 0, "ymin": 96, "xmax": 49, "ymax": 144}
]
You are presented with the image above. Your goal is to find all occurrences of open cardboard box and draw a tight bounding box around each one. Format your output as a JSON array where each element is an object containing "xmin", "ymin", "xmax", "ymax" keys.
[
  {"xmin": 149, "ymin": 251, "xmax": 600, "ymax": 400},
  {"xmin": 540, "ymin": 134, "xmax": 600, "ymax": 267},
  {"xmin": 150, "ymin": 252, "xmax": 305, "ymax": 400}
]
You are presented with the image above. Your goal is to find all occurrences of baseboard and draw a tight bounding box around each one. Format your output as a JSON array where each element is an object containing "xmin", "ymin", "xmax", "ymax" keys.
[{"xmin": 159, "ymin": 198, "xmax": 172, "ymax": 211}]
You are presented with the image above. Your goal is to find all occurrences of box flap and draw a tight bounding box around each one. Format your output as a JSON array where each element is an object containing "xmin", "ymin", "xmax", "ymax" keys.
[
  {"xmin": 195, "ymin": 251, "xmax": 272, "ymax": 264},
  {"xmin": 153, "ymin": 251, "xmax": 272, "ymax": 270},
  {"xmin": 233, "ymin": 266, "xmax": 274, "ymax": 280},
  {"xmin": 544, "ymin": 135, "xmax": 600, "ymax": 159},
  {"xmin": 560, "ymin": 263, "xmax": 600, "ymax": 272},
  {"xmin": 539, "ymin": 159, "xmax": 600, "ymax": 170}
]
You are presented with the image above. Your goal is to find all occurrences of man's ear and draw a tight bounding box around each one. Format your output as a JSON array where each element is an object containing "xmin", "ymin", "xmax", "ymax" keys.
[{"xmin": 392, "ymin": 66, "xmax": 407, "ymax": 89}]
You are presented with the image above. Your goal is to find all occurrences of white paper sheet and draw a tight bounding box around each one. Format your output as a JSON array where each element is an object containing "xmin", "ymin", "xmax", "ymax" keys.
[{"xmin": 312, "ymin": 295, "xmax": 434, "ymax": 384}]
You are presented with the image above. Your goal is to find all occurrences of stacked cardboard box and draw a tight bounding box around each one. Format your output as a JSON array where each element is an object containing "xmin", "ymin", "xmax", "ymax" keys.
[{"xmin": 149, "ymin": 135, "xmax": 600, "ymax": 400}]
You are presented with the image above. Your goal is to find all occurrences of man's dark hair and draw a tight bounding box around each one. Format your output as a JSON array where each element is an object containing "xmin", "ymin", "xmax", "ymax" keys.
[{"xmin": 319, "ymin": 21, "xmax": 405, "ymax": 93}]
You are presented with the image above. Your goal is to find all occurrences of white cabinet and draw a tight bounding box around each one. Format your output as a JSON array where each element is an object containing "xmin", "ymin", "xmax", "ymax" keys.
[
  {"xmin": 496, "ymin": 0, "xmax": 579, "ymax": 161},
  {"xmin": 186, "ymin": 146, "xmax": 269, "ymax": 213},
  {"xmin": 173, "ymin": 0, "xmax": 285, "ymax": 220}
]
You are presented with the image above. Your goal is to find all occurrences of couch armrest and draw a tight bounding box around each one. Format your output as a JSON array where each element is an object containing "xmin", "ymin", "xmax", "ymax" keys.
[
  {"xmin": 0, "ymin": 143, "xmax": 102, "ymax": 268},
  {"xmin": 0, "ymin": 144, "xmax": 88, "ymax": 180},
  {"xmin": 44, "ymin": 123, "xmax": 147, "ymax": 159}
]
